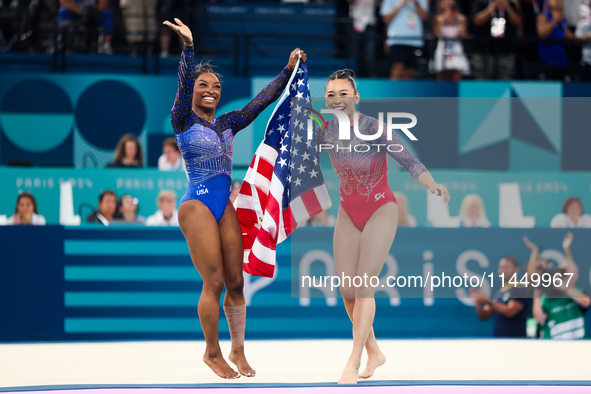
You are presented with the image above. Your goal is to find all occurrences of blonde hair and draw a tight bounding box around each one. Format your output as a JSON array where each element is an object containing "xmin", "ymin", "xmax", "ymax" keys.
[
  {"xmin": 157, "ymin": 190, "xmax": 177, "ymax": 203},
  {"xmin": 459, "ymin": 194, "xmax": 487, "ymax": 220}
]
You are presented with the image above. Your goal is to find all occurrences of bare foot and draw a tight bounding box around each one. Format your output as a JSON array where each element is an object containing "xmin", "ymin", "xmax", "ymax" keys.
[
  {"xmin": 229, "ymin": 346, "xmax": 256, "ymax": 377},
  {"xmin": 358, "ymin": 351, "xmax": 386, "ymax": 379},
  {"xmin": 203, "ymin": 352, "xmax": 240, "ymax": 379},
  {"xmin": 337, "ymin": 359, "xmax": 360, "ymax": 384}
]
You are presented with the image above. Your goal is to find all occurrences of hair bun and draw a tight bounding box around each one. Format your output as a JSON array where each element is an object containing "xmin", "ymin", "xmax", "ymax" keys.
[
  {"xmin": 195, "ymin": 61, "xmax": 223, "ymax": 80},
  {"xmin": 340, "ymin": 69, "xmax": 356, "ymax": 78}
]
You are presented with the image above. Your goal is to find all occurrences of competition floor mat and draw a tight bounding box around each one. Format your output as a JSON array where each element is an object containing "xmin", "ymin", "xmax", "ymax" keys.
[{"xmin": 2, "ymin": 340, "xmax": 590, "ymax": 392}]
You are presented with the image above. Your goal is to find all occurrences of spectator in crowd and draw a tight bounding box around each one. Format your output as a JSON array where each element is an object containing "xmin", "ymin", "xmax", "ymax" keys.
[
  {"xmin": 158, "ymin": 137, "xmax": 184, "ymax": 171},
  {"xmin": 306, "ymin": 210, "xmax": 337, "ymax": 227},
  {"xmin": 146, "ymin": 190, "xmax": 179, "ymax": 226},
  {"xmin": 537, "ymin": 0, "xmax": 573, "ymax": 80},
  {"xmin": 470, "ymin": 256, "xmax": 531, "ymax": 337},
  {"xmin": 575, "ymin": 4, "xmax": 591, "ymax": 80},
  {"xmin": 86, "ymin": 190, "xmax": 118, "ymax": 224},
  {"xmin": 515, "ymin": 0, "xmax": 542, "ymax": 80},
  {"xmin": 564, "ymin": 0, "xmax": 587, "ymax": 30},
  {"xmin": 472, "ymin": 0, "xmax": 522, "ymax": 79},
  {"xmin": 458, "ymin": 193, "xmax": 491, "ymax": 227},
  {"xmin": 116, "ymin": 194, "xmax": 145, "ymax": 223},
  {"xmin": 57, "ymin": 0, "xmax": 114, "ymax": 54},
  {"xmin": 349, "ymin": 0, "xmax": 379, "ymax": 77},
  {"xmin": 394, "ymin": 191, "xmax": 417, "ymax": 227},
  {"xmin": 550, "ymin": 196, "xmax": 591, "ymax": 228},
  {"xmin": 107, "ymin": 133, "xmax": 144, "ymax": 168},
  {"xmin": 230, "ymin": 180, "xmax": 241, "ymax": 204},
  {"xmin": 381, "ymin": 0, "xmax": 429, "ymax": 80},
  {"xmin": 526, "ymin": 232, "xmax": 590, "ymax": 339},
  {"xmin": 6, "ymin": 192, "xmax": 46, "ymax": 225},
  {"xmin": 120, "ymin": 0, "xmax": 157, "ymax": 56},
  {"xmin": 432, "ymin": 0, "xmax": 469, "ymax": 80},
  {"xmin": 158, "ymin": 0, "xmax": 186, "ymax": 57}
]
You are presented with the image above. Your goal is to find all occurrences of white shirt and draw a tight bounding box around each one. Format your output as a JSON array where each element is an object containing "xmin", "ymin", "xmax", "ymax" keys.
[
  {"xmin": 158, "ymin": 154, "xmax": 184, "ymax": 171},
  {"xmin": 550, "ymin": 213, "xmax": 591, "ymax": 228},
  {"xmin": 145, "ymin": 209, "xmax": 179, "ymax": 226},
  {"xmin": 351, "ymin": 0, "xmax": 377, "ymax": 33},
  {"xmin": 6, "ymin": 213, "xmax": 46, "ymax": 225}
]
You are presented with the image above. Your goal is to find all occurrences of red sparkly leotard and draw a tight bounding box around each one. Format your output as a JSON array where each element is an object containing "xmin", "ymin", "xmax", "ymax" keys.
[{"xmin": 317, "ymin": 113, "xmax": 428, "ymax": 231}]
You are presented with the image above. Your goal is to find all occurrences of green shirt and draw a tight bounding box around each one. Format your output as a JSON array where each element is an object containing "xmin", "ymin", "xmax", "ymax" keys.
[{"xmin": 540, "ymin": 290, "xmax": 587, "ymax": 339}]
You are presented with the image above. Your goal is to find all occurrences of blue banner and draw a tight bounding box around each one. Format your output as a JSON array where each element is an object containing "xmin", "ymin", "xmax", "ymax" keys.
[{"xmin": 1, "ymin": 226, "xmax": 589, "ymax": 341}]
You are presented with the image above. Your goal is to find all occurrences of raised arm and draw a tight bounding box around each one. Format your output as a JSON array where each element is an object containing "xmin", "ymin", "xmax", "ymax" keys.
[
  {"xmin": 225, "ymin": 49, "xmax": 306, "ymax": 135},
  {"xmin": 374, "ymin": 119, "xmax": 450, "ymax": 203},
  {"xmin": 164, "ymin": 19, "xmax": 195, "ymax": 134}
]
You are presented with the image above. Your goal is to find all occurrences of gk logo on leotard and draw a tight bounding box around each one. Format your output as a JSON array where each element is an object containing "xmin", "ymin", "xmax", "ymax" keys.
[{"xmin": 375, "ymin": 192, "xmax": 385, "ymax": 201}]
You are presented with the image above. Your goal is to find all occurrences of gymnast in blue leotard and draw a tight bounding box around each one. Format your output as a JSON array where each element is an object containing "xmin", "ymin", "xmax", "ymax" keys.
[{"xmin": 165, "ymin": 18, "xmax": 306, "ymax": 380}]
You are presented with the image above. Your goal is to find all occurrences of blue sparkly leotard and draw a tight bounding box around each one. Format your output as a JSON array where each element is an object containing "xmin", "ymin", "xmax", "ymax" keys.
[{"xmin": 172, "ymin": 45, "xmax": 292, "ymax": 221}]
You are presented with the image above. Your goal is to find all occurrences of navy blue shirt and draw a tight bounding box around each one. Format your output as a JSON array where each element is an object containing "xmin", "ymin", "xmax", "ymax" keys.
[{"xmin": 492, "ymin": 286, "xmax": 531, "ymax": 338}]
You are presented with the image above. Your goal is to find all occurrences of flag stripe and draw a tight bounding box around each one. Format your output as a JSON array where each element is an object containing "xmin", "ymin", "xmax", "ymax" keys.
[{"xmin": 234, "ymin": 61, "xmax": 332, "ymax": 278}]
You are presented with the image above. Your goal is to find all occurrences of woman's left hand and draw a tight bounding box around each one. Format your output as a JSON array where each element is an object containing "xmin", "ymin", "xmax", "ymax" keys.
[
  {"xmin": 430, "ymin": 184, "xmax": 450, "ymax": 204},
  {"xmin": 287, "ymin": 48, "xmax": 307, "ymax": 71}
]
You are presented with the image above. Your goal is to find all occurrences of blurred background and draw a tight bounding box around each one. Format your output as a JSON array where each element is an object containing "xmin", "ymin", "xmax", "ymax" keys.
[{"xmin": 0, "ymin": 0, "xmax": 590, "ymax": 343}]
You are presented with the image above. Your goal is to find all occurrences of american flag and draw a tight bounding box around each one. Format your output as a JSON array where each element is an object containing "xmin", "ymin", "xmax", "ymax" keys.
[{"xmin": 234, "ymin": 61, "xmax": 332, "ymax": 278}]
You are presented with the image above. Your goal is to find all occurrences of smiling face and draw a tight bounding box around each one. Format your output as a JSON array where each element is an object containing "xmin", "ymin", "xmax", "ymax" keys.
[
  {"xmin": 193, "ymin": 72, "xmax": 221, "ymax": 113},
  {"xmin": 325, "ymin": 79, "xmax": 359, "ymax": 120}
]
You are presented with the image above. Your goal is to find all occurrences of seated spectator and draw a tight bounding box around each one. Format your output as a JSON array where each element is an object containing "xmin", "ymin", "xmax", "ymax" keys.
[
  {"xmin": 86, "ymin": 190, "xmax": 118, "ymax": 225},
  {"xmin": 306, "ymin": 210, "xmax": 336, "ymax": 227},
  {"xmin": 575, "ymin": 4, "xmax": 591, "ymax": 81},
  {"xmin": 6, "ymin": 192, "xmax": 46, "ymax": 225},
  {"xmin": 107, "ymin": 134, "xmax": 143, "ymax": 168},
  {"xmin": 120, "ymin": 0, "xmax": 156, "ymax": 56},
  {"xmin": 432, "ymin": 0, "xmax": 469, "ymax": 80},
  {"xmin": 146, "ymin": 190, "xmax": 179, "ymax": 226},
  {"xmin": 550, "ymin": 196, "xmax": 591, "ymax": 228},
  {"xmin": 459, "ymin": 193, "xmax": 491, "ymax": 227},
  {"xmin": 537, "ymin": 0, "xmax": 574, "ymax": 80},
  {"xmin": 471, "ymin": 0, "xmax": 522, "ymax": 79},
  {"xmin": 394, "ymin": 191, "xmax": 417, "ymax": 227},
  {"xmin": 230, "ymin": 180, "xmax": 241, "ymax": 204},
  {"xmin": 158, "ymin": 137, "xmax": 184, "ymax": 171},
  {"xmin": 527, "ymin": 233, "xmax": 590, "ymax": 339},
  {"xmin": 470, "ymin": 256, "xmax": 531, "ymax": 337},
  {"xmin": 57, "ymin": 0, "xmax": 113, "ymax": 54},
  {"xmin": 115, "ymin": 194, "xmax": 145, "ymax": 223}
]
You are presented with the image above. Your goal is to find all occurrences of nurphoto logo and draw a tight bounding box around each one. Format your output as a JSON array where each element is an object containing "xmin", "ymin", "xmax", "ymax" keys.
[{"xmin": 306, "ymin": 109, "xmax": 418, "ymax": 153}]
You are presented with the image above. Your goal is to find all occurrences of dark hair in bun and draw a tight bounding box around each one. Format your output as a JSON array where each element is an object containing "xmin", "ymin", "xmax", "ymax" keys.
[
  {"xmin": 327, "ymin": 68, "xmax": 357, "ymax": 93},
  {"xmin": 194, "ymin": 61, "xmax": 223, "ymax": 81}
]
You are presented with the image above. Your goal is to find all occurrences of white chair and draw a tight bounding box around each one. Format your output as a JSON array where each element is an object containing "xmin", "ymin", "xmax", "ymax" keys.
[{"xmin": 498, "ymin": 182, "xmax": 535, "ymax": 228}]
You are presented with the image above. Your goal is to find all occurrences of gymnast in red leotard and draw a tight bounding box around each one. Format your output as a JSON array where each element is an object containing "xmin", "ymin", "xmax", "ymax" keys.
[{"xmin": 316, "ymin": 69, "xmax": 450, "ymax": 384}]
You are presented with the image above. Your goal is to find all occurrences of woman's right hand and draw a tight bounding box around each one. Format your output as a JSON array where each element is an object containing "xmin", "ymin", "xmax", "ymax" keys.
[{"xmin": 163, "ymin": 18, "xmax": 193, "ymax": 47}]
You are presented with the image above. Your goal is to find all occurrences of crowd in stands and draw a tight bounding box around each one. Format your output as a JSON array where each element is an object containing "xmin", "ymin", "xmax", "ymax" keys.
[{"xmin": 2, "ymin": 0, "xmax": 591, "ymax": 80}]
